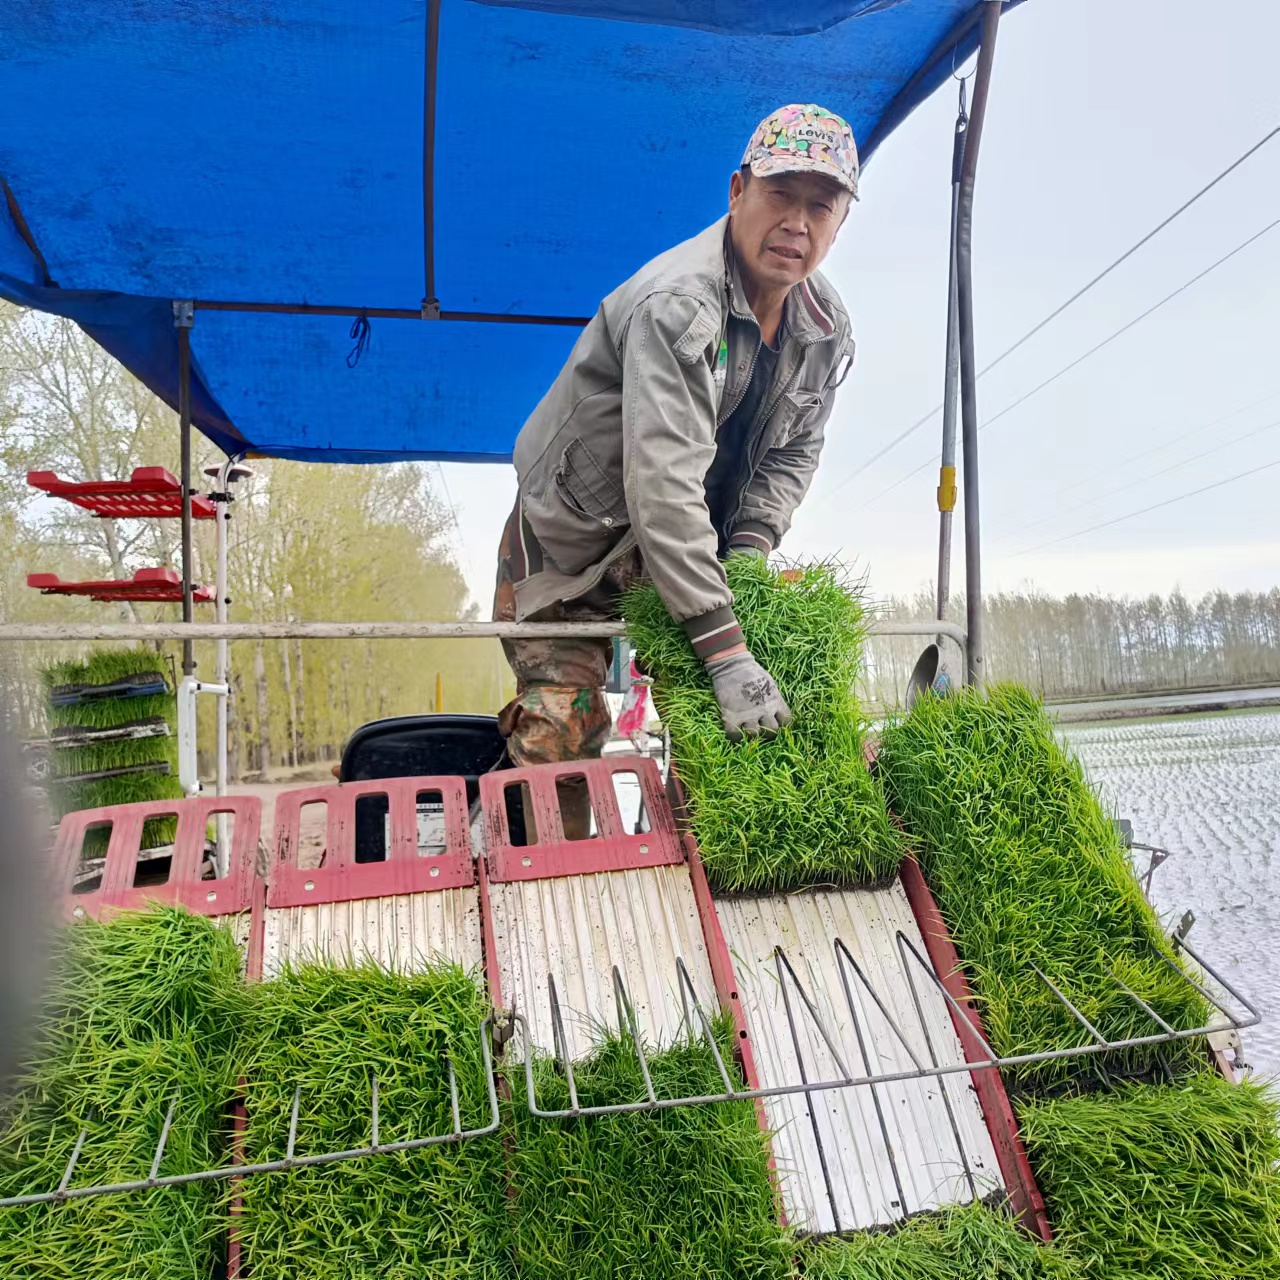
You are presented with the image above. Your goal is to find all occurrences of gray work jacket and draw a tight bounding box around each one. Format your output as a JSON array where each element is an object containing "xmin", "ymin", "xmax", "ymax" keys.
[{"xmin": 512, "ymin": 214, "xmax": 853, "ymax": 625}]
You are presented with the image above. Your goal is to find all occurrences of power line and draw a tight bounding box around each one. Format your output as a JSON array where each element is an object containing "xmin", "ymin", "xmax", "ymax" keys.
[
  {"xmin": 1007, "ymin": 413, "xmax": 1280, "ymax": 539},
  {"xmin": 815, "ymin": 122, "xmax": 1280, "ymax": 505},
  {"xmin": 859, "ymin": 216, "xmax": 1280, "ymax": 511},
  {"xmin": 977, "ymin": 123, "xmax": 1280, "ymax": 380},
  {"xmin": 1016, "ymin": 457, "xmax": 1280, "ymax": 555},
  {"xmin": 1041, "ymin": 387, "xmax": 1280, "ymax": 506},
  {"xmin": 977, "ymin": 217, "xmax": 1280, "ymax": 434}
]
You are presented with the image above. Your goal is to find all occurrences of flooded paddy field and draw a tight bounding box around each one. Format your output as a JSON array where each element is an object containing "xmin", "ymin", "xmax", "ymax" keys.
[{"xmin": 1064, "ymin": 709, "xmax": 1280, "ymax": 1079}]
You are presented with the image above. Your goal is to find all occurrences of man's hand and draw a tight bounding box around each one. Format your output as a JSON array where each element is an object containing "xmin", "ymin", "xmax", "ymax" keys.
[{"xmin": 705, "ymin": 651, "xmax": 791, "ymax": 741}]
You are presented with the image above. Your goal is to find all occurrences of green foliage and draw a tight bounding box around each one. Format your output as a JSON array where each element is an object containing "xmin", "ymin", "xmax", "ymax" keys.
[
  {"xmin": 800, "ymin": 1198, "xmax": 1079, "ymax": 1279},
  {"xmin": 0, "ymin": 908, "xmax": 246, "ymax": 1279},
  {"xmin": 876, "ymin": 683, "xmax": 1209, "ymax": 1089},
  {"xmin": 625, "ymin": 557, "xmax": 904, "ymax": 892},
  {"xmin": 40, "ymin": 648, "xmax": 181, "ymax": 846},
  {"xmin": 507, "ymin": 1022, "xmax": 792, "ymax": 1280},
  {"xmin": 1019, "ymin": 1074, "xmax": 1280, "ymax": 1280},
  {"xmin": 237, "ymin": 961, "xmax": 511, "ymax": 1280}
]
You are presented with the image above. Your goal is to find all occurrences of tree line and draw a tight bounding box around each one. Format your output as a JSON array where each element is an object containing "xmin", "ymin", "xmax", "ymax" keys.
[{"xmin": 862, "ymin": 586, "xmax": 1280, "ymax": 705}]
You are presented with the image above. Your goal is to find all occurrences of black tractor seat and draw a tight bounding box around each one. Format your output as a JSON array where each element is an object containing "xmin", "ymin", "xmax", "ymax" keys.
[{"xmin": 338, "ymin": 714, "xmax": 516, "ymax": 861}]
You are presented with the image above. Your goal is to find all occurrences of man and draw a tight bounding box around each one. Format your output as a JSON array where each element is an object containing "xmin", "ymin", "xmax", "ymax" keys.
[{"xmin": 494, "ymin": 103, "xmax": 858, "ymax": 829}]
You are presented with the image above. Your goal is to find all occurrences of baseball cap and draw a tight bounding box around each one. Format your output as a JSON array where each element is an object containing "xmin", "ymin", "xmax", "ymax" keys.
[{"xmin": 741, "ymin": 103, "xmax": 859, "ymax": 199}]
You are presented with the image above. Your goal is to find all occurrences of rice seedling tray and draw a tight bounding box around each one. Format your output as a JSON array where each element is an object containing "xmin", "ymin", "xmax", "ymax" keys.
[
  {"xmin": 28, "ymin": 567, "xmax": 217, "ymax": 603},
  {"xmin": 876, "ymin": 684, "xmax": 1260, "ymax": 1092},
  {"xmin": 624, "ymin": 557, "xmax": 905, "ymax": 894},
  {"xmin": 479, "ymin": 755, "xmax": 720, "ymax": 1061},
  {"xmin": 27, "ymin": 466, "xmax": 216, "ymax": 520}
]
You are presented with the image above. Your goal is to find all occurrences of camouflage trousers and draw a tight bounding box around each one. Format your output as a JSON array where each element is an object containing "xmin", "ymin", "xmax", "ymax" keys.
[{"xmin": 493, "ymin": 500, "xmax": 641, "ymax": 838}]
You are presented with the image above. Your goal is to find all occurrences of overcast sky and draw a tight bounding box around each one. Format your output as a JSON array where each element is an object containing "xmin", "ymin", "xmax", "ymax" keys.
[{"xmin": 439, "ymin": 0, "xmax": 1280, "ymax": 612}]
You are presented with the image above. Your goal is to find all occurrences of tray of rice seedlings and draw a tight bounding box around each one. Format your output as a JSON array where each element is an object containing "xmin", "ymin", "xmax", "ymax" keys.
[
  {"xmin": 506, "ymin": 1019, "xmax": 793, "ymax": 1280},
  {"xmin": 42, "ymin": 648, "xmax": 182, "ymax": 856},
  {"xmin": 1018, "ymin": 1073, "xmax": 1280, "ymax": 1280},
  {"xmin": 876, "ymin": 683, "xmax": 1211, "ymax": 1090},
  {"xmin": 236, "ymin": 959, "xmax": 511, "ymax": 1280},
  {"xmin": 624, "ymin": 556, "xmax": 903, "ymax": 893},
  {"xmin": 799, "ymin": 1198, "xmax": 1080, "ymax": 1279},
  {"xmin": 0, "ymin": 906, "xmax": 246, "ymax": 1279}
]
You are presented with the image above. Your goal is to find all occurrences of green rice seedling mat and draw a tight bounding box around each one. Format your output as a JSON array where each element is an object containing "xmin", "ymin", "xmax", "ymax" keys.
[
  {"xmin": 799, "ymin": 1198, "xmax": 1079, "ymax": 1279},
  {"xmin": 625, "ymin": 557, "xmax": 904, "ymax": 893},
  {"xmin": 42, "ymin": 648, "xmax": 182, "ymax": 852},
  {"xmin": 1018, "ymin": 1073, "xmax": 1280, "ymax": 1280},
  {"xmin": 876, "ymin": 683, "xmax": 1210, "ymax": 1089},
  {"xmin": 506, "ymin": 1023, "xmax": 793, "ymax": 1280},
  {"xmin": 0, "ymin": 907, "xmax": 246, "ymax": 1279},
  {"xmin": 236, "ymin": 960, "xmax": 511, "ymax": 1280}
]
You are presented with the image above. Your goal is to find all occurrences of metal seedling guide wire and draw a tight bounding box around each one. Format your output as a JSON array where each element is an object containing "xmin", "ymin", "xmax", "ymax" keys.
[{"xmin": 0, "ymin": 931, "xmax": 1257, "ymax": 1210}]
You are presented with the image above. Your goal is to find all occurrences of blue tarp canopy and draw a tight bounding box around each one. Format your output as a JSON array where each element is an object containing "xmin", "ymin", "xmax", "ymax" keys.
[{"xmin": 0, "ymin": 1, "xmax": 1021, "ymax": 463}]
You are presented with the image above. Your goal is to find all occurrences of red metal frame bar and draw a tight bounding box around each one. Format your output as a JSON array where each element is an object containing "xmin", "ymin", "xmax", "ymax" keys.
[
  {"xmin": 268, "ymin": 775, "xmax": 474, "ymax": 907},
  {"xmin": 898, "ymin": 855, "xmax": 1053, "ymax": 1242},
  {"xmin": 27, "ymin": 467, "xmax": 216, "ymax": 520},
  {"xmin": 481, "ymin": 756, "xmax": 682, "ymax": 882},
  {"xmin": 28, "ymin": 567, "xmax": 215, "ymax": 603},
  {"xmin": 54, "ymin": 794, "xmax": 260, "ymax": 919}
]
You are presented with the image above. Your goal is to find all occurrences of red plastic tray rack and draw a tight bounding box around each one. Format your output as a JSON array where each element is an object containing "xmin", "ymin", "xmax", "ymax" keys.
[
  {"xmin": 28, "ymin": 467, "xmax": 215, "ymax": 520},
  {"xmin": 28, "ymin": 566, "xmax": 215, "ymax": 603}
]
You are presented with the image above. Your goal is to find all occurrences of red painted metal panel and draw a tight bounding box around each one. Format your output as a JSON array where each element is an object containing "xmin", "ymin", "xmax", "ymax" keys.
[
  {"xmin": 28, "ymin": 467, "xmax": 216, "ymax": 519},
  {"xmin": 28, "ymin": 566, "xmax": 216, "ymax": 603},
  {"xmin": 481, "ymin": 756, "xmax": 682, "ymax": 882},
  {"xmin": 267, "ymin": 776, "xmax": 474, "ymax": 907},
  {"xmin": 54, "ymin": 794, "xmax": 260, "ymax": 919},
  {"xmin": 898, "ymin": 856, "xmax": 1053, "ymax": 1242}
]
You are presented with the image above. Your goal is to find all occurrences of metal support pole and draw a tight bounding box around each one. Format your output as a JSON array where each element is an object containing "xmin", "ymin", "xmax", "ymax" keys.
[
  {"xmin": 173, "ymin": 301, "xmax": 195, "ymax": 677},
  {"xmin": 214, "ymin": 461, "xmax": 231, "ymax": 804},
  {"xmin": 956, "ymin": 2, "xmax": 1002, "ymax": 685},
  {"xmin": 935, "ymin": 82, "xmax": 968, "ymax": 622}
]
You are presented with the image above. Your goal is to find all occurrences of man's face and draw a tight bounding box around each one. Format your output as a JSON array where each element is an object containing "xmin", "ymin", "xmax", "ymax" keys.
[{"xmin": 728, "ymin": 168, "xmax": 850, "ymax": 292}]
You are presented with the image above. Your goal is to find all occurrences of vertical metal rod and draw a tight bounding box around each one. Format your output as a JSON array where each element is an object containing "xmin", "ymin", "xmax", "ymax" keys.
[
  {"xmin": 213, "ymin": 456, "xmax": 234, "ymax": 874},
  {"xmin": 957, "ymin": 0, "xmax": 1003, "ymax": 685},
  {"xmin": 285, "ymin": 1086, "xmax": 301, "ymax": 1162},
  {"xmin": 149, "ymin": 1092, "xmax": 180, "ymax": 1182},
  {"xmin": 56, "ymin": 1123, "xmax": 92, "ymax": 1196},
  {"xmin": 895, "ymin": 936, "xmax": 978, "ymax": 1202},
  {"xmin": 774, "ymin": 948, "xmax": 842, "ymax": 1234},
  {"xmin": 676, "ymin": 957, "xmax": 737, "ymax": 1095},
  {"xmin": 832, "ymin": 942, "xmax": 909, "ymax": 1217},
  {"xmin": 613, "ymin": 967, "xmax": 658, "ymax": 1105},
  {"xmin": 547, "ymin": 974, "xmax": 580, "ymax": 1113},
  {"xmin": 174, "ymin": 305, "xmax": 196, "ymax": 676},
  {"xmin": 447, "ymin": 1057, "xmax": 462, "ymax": 1135},
  {"xmin": 1169, "ymin": 938, "xmax": 1258, "ymax": 1026},
  {"xmin": 1030, "ymin": 965, "xmax": 1111, "ymax": 1045},
  {"xmin": 834, "ymin": 941, "xmax": 927, "ymax": 1071},
  {"xmin": 936, "ymin": 80, "xmax": 968, "ymax": 622},
  {"xmin": 370, "ymin": 1074, "xmax": 380, "ymax": 1151},
  {"xmin": 421, "ymin": 0, "xmax": 442, "ymax": 316},
  {"xmin": 1112, "ymin": 978, "xmax": 1177, "ymax": 1035}
]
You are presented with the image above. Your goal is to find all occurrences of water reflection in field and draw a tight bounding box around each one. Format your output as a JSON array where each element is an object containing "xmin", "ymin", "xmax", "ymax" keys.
[{"xmin": 1066, "ymin": 710, "xmax": 1280, "ymax": 1079}]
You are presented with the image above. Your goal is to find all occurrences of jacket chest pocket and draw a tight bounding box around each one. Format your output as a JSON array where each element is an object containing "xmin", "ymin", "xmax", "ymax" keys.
[
  {"xmin": 774, "ymin": 389, "xmax": 824, "ymax": 445},
  {"xmin": 555, "ymin": 438, "xmax": 628, "ymax": 528}
]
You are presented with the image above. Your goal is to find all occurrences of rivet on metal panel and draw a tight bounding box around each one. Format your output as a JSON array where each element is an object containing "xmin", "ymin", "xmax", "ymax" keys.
[
  {"xmin": 521, "ymin": 856, "xmax": 532, "ymax": 867},
  {"xmin": 206, "ymin": 890, "xmax": 217, "ymax": 902},
  {"xmin": 639, "ymin": 843, "xmax": 648, "ymax": 854},
  {"xmin": 430, "ymin": 866, "xmax": 440, "ymax": 877},
  {"xmin": 304, "ymin": 880, "xmax": 314, "ymax": 891}
]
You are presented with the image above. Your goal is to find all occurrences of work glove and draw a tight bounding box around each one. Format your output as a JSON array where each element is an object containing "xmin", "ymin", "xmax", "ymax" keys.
[{"xmin": 705, "ymin": 651, "xmax": 791, "ymax": 742}]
